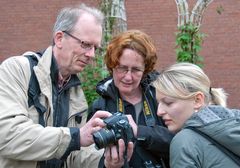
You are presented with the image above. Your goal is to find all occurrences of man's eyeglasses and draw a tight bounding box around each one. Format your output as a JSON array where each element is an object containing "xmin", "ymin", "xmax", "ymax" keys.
[
  {"xmin": 115, "ymin": 65, "xmax": 144, "ymax": 76},
  {"xmin": 63, "ymin": 31, "xmax": 102, "ymax": 52}
]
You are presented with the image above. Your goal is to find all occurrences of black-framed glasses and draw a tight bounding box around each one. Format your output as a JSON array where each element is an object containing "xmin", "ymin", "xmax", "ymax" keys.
[
  {"xmin": 115, "ymin": 65, "xmax": 144, "ymax": 76},
  {"xmin": 63, "ymin": 31, "xmax": 102, "ymax": 52}
]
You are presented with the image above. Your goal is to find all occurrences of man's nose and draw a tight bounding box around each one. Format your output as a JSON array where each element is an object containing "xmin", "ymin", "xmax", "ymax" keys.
[{"xmin": 85, "ymin": 47, "xmax": 95, "ymax": 58}]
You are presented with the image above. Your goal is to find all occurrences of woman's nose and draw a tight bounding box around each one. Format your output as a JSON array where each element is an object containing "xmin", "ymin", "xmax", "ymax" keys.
[
  {"xmin": 123, "ymin": 70, "xmax": 133, "ymax": 79},
  {"xmin": 157, "ymin": 103, "xmax": 166, "ymax": 117}
]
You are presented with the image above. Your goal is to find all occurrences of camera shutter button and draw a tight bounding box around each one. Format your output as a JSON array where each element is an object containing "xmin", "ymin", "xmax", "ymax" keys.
[{"xmin": 119, "ymin": 119, "xmax": 126, "ymax": 124}]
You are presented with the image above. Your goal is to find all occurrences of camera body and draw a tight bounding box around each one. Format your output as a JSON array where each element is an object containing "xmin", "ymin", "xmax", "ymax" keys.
[{"xmin": 93, "ymin": 112, "xmax": 134, "ymax": 150}]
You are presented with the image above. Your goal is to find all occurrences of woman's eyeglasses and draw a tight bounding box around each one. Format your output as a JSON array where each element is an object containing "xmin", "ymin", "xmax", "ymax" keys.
[{"xmin": 115, "ymin": 65, "xmax": 144, "ymax": 76}]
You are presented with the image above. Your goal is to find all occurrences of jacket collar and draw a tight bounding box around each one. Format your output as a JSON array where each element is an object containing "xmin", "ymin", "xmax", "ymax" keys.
[{"xmin": 184, "ymin": 105, "xmax": 239, "ymax": 128}]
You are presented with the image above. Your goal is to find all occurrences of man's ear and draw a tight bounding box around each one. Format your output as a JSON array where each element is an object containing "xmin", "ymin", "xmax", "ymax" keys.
[
  {"xmin": 54, "ymin": 31, "xmax": 64, "ymax": 48},
  {"xmin": 194, "ymin": 92, "xmax": 205, "ymax": 110}
]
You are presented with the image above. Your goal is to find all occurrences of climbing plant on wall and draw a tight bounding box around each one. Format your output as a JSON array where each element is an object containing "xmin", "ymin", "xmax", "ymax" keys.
[
  {"xmin": 175, "ymin": 0, "xmax": 213, "ymax": 67},
  {"xmin": 175, "ymin": 22, "xmax": 205, "ymax": 66}
]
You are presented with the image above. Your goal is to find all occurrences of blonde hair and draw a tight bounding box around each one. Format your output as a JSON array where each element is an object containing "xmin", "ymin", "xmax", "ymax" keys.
[{"xmin": 152, "ymin": 62, "xmax": 228, "ymax": 107}]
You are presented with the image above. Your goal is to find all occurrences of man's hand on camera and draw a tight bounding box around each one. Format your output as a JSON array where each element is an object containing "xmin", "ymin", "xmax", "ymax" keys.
[
  {"xmin": 104, "ymin": 139, "xmax": 134, "ymax": 168},
  {"xmin": 80, "ymin": 110, "xmax": 112, "ymax": 147}
]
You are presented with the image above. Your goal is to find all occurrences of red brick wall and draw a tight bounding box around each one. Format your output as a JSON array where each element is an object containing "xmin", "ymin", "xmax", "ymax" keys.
[
  {"xmin": 0, "ymin": 0, "xmax": 99, "ymax": 60},
  {"xmin": 0, "ymin": 0, "xmax": 239, "ymax": 108},
  {"xmin": 125, "ymin": 0, "xmax": 240, "ymax": 108}
]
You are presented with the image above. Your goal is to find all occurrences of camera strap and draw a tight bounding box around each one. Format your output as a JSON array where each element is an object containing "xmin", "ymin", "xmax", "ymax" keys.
[
  {"xmin": 136, "ymin": 147, "xmax": 167, "ymax": 168},
  {"xmin": 117, "ymin": 92, "xmax": 155, "ymax": 126}
]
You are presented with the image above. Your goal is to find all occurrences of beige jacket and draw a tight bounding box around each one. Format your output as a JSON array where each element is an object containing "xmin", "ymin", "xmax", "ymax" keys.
[{"xmin": 0, "ymin": 46, "xmax": 103, "ymax": 168}]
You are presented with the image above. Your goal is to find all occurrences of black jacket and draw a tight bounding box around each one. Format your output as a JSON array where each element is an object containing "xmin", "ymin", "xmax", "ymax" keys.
[{"xmin": 88, "ymin": 73, "xmax": 174, "ymax": 168}]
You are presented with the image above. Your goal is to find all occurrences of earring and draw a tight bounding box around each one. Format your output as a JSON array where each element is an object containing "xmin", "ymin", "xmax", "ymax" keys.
[{"xmin": 194, "ymin": 109, "xmax": 198, "ymax": 113}]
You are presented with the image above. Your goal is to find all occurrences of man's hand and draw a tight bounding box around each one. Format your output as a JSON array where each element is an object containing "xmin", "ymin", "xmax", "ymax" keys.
[{"xmin": 80, "ymin": 110, "xmax": 112, "ymax": 147}]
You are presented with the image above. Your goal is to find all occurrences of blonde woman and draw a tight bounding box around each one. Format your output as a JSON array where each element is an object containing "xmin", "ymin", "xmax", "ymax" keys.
[{"xmin": 152, "ymin": 62, "xmax": 240, "ymax": 168}]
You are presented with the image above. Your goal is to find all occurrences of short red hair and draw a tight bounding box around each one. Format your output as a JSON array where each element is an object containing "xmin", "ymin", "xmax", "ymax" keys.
[{"xmin": 105, "ymin": 30, "xmax": 157, "ymax": 76}]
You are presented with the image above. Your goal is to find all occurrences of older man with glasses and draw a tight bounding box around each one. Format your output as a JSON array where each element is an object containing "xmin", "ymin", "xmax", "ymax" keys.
[{"xmin": 0, "ymin": 3, "xmax": 133, "ymax": 168}]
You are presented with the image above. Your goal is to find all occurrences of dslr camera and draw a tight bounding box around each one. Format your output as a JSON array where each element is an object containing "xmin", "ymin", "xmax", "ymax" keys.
[{"xmin": 93, "ymin": 112, "xmax": 134, "ymax": 149}]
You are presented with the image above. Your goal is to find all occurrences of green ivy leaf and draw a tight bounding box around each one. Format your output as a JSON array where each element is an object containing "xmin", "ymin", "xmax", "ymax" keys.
[{"xmin": 175, "ymin": 23, "xmax": 205, "ymax": 66}]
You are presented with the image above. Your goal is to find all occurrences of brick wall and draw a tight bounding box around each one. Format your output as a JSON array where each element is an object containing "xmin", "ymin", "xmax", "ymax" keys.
[
  {"xmin": 125, "ymin": 0, "xmax": 240, "ymax": 108},
  {"xmin": 0, "ymin": 0, "xmax": 239, "ymax": 108},
  {"xmin": 0, "ymin": 0, "xmax": 99, "ymax": 60}
]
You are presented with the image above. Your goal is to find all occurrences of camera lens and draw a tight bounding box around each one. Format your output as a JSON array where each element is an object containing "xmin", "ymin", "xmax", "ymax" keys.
[{"xmin": 93, "ymin": 128, "xmax": 116, "ymax": 150}]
